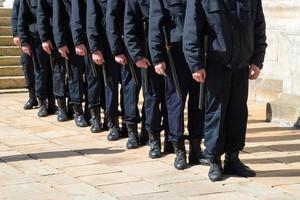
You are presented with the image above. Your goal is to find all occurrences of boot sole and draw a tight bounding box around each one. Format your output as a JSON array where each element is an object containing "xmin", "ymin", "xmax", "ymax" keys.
[{"xmin": 209, "ymin": 176, "xmax": 223, "ymax": 182}]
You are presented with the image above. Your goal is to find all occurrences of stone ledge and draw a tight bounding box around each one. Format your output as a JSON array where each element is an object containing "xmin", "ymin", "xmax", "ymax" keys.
[
  {"xmin": 249, "ymin": 78, "xmax": 283, "ymax": 102},
  {"xmin": 267, "ymin": 93, "xmax": 300, "ymax": 128},
  {"xmin": 263, "ymin": 0, "xmax": 300, "ymax": 18}
]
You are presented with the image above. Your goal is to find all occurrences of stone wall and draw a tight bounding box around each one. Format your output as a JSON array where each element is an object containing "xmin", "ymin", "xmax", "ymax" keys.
[
  {"xmin": 251, "ymin": 0, "xmax": 300, "ymax": 128},
  {"xmin": 0, "ymin": 0, "xmax": 13, "ymax": 8}
]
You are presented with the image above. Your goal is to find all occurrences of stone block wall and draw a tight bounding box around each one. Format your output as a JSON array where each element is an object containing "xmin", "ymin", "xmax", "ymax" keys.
[{"xmin": 251, "ymin": 0, "xmax": 300, "ymax": 128}]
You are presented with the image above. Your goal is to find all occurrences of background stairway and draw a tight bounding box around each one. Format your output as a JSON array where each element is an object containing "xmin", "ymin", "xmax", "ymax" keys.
[{"xmin": 0, "ymin": 8, "xmax": 26, "ymax": 94}]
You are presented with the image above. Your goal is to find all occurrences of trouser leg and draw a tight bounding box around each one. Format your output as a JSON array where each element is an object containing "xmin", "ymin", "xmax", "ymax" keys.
[
  {"xmin": 224, "ymin": 67, "xmax": 249, "ymax": 154},
  {"xmin": 203, "ymin": 62, "xmax": 231, "ymax": 159},
  {"xmin": 120, "ymin": 65, "xmax": 141, "ymax": 125}
]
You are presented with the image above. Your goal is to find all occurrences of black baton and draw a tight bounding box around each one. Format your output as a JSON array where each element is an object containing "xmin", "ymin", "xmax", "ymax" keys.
[
  {"xmin": 199, "ymin": 35, "xmax": 208, "ymax": 110},
  {"xmin": 65, "ymin": 58, "xmax": 70, "ymax": 85},
  {"xmin": 124, "ymin": 49, "xmax": 139, "ymax": 85},
  {"xmin": 142, "ymin": 20, "xmax": 149, "ymax": 94},
  {"xmin": 49, "ymin": 54, "xmax": 54, "ymax": 70},
  {"xmin": 162, "ymin": 26, "xmax": 182, "ymax": 98},
  {"xmin": 102, "ymin": 61, "xmax": 108, "ymax": 87}
]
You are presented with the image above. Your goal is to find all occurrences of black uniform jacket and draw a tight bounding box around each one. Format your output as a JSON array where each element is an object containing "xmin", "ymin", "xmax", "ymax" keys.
[
  {"xmin": 183, "ymin": 0, "xmax": 267, "ymax": 73},
  {"xmin": 148, "ymin": 0, "xmax": 186, "ymax": 66},
  {"xmin": 17, "ymin": 0, "xmax": 39, "ymax": 46},
  {"xmin": 37, "ymin": 0, "xmax": 53, "ymax": 43},
  {"xmin": 70, "ymin": 0, "xmax": 87, "ymax": 47},
  {"xmin": 11, "ymin": 0, "xmax": 20, "ymax": 37},
  {"xmin": 52, "ymin": 0, "xmax": 72, "ymax": 49},
  {"xmin": 124, "ymin": 0, "xmax": 150, "ymax": 63},
  {"xmin": 86, "ymin": 0, "xmax": 107, "ymax": 54},
  {"xmin": 106, "ymin": 0, "xmax": 126, "ymax": 56}
]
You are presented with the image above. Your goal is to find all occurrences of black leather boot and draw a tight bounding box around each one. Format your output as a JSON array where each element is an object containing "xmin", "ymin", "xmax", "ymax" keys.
[
  {"xmin": 172, "ymin": 138, "xmax": 187, "ymax": 170},
  {"xmin": 72, "ymin": 104, "xmax": 88, "ymax": 127},
  {"xmin": 67, "ymin": 99, "xmax": 74, "ymax": 120},
  {"xmin": 148, "ymin": 132, "xmax": 161, "ymax": 159},
  {"xmin": 56, "ymin": 98, "xmax": 68, "ymax": 122},
  {"xmin": 102, "ymin": 117, "xmax": 109, "ymax": 131},
  {"xmin": 37, "ymin": 98, "xmax": 48, "ymax": 117},
  {"xmin": 139, "ymin": 125, "xmax": 149, "ymax": 146},
  {"xmin": 126, "ymin": 124, "xmax": 139, "ymax": 149},
  {"xmin": 188, "ymin": 139, "xmax": 210, "ymax": 165},
  {"xmin": 107, "ymin": 118, "xmax": 120, "ymax": 141},
  {"xmin": 224, "ymin": 151, "xmax": 256, "ymax": 177},
  {"xmin": 47, "ymin": 98, "xmax": 57, "ymax": 115},
  {"xmin": 89, "ymin": 106, "xmax": 102, "ymax": 133},
  {"xmin": 163, "ymin": 131, "xmax": 174, "ymax": 154},
  {"xmin": 208, "ymin": 157, "xmax": 223, "ymax": 182},
  {"xmin": 84, "ymin": 103, "xmax": 91, "ymax": 125},
  {"xmin": 24, "ymin": 89, "xmax": 38, "ymax": 110},
  {"xmin": 120, "ymin": 122, "xmax": 128, "ymax": 138}
]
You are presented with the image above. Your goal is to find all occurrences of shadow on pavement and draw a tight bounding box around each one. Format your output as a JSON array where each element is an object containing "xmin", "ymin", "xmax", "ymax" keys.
[{"xmin": 0, "ymin": 148, "xmax": 124, "ymax": 162}]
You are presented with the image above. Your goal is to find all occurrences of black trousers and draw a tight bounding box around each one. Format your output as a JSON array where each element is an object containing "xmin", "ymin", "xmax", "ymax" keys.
[
  {"xmin": 51, "ymin": 49, "xmax": 67, "ymax": 98},
  {"xmin": 165, "ymin": 49, "xmax": 204, "ymax": 142},
  {"xmin": 141, "ymin": 65, "xmax": 168, "ymax": 135},
  {"xmin": 204, "ymin": 60, "xmax": 249, "ymax": 159},
  {"xmin": 20, "ymin": 52, "xmax": 35, "ymax": 91},
  {"xmin": 31, "ymin": 33, "xmax": 52, "ymax": 100},
  {"xmin": 120, "ymin": 63, "xmax": 141, "ymax": 125}
]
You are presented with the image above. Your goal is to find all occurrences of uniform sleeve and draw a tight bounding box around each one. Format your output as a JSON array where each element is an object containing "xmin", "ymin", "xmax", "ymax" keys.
[
  {"xmin": 250, "ymin": 0, "xmax": 267, "ymax": 69},
  {"xmin": 148, "ymin": 0, "xmax": 166, "ymax": 65},
  {"xmin": 183, "ymin": 0, "xmax": 207, "ymax": 73},
  {"xmin": 71, "ymin": 0, "xmax": 85, "ymax": 46},
  {"xmin": 17, "ymin": 0, "xmax": 30, "ymax": 46},
  {"xmin": 106, "ymin": 0, "xmax": 125, "ymax": 56},
  {"xmin": 53, "ymin": 0, "xmax": 67, "ymax": 48},
  {"xmin": 37, "ymin": 0, "xmax": 52, "ymax": 42},
  {"xmin": 11, "ymin": 0, "xmax": 20, "ymax": 37},
  {"xmin": 86, "ymin": 0, "xmax": 103, "ymax": 53},
  {"xmin": 124, "ymin": 0, "xmax": 144, "ymax": 62}
]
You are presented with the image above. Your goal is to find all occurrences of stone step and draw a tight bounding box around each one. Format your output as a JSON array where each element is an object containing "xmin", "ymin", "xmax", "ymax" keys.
[
  {"xmin": 0, "ymin": 17, "xmax": 11, "ymax": 26},
  {"xmin": 0, "ymin": 56, "xmax": 20, "ymax": 66},
  {"xmin": 0, "ymin": 66, "xmax": 23, "ymax": 77},
  {"xmin": 0, "ymin": 76, "xmax": 25, "ymax": 89},
  {"xmin": 0, "ymin": 8, "xmax": 12, "ymax": 17},
  {"xmin": 0, "ymin": 46, "xmax": 19, "ymax": 56},
  {"xmin": 0, "ymin": 88, "xmax": 27, "ymax": 94},
  {"xmin": 0, "ymin": 36, "xmax": 14, "ymax": 46},
  {"xmin": 0, "ymin": 26, "xmax": 11, "ymax": 36}
]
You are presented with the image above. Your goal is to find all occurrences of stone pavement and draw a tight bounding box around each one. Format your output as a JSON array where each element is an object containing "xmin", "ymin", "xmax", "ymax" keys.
[{"xmin": 0, "ymin": 93, "xmax": 300, "ymax": 200}]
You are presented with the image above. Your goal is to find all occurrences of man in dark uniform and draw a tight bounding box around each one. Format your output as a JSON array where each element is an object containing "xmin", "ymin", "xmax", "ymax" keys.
[
  {"xmin": 105, "ymin": 0, "xmax": 141, "ymax": 147},
  {"xmin": 124, "ymin": 0, "xmax": 173, "ymax": 157},
  {"xmin": 37, "ymin": 0, "xmax": 68, "ymax": 122},
  {"xmin": 18, "ymin": 0, "xmax": 55, "ymax": 117},
  {"xmin": 149, "ymin": 0, "xmax": 207, "ymax": 169},
  {"xmin": 71, "ymin": 0, "xmax": 104, "ymax": 133},
  {"xmin": 183, "ymin": 0, "xmax": 267, "ymax": 181},
  {"xmin": 85, "ymin": 0, "xmax": 121, "ymax": 137},
  {"xmin": 53, "ymin": 0, "xmax": 88, "ymax": 128},
  {"xmin": 11, "ymin": 0, "xmax": 38, "ymax": 110}
]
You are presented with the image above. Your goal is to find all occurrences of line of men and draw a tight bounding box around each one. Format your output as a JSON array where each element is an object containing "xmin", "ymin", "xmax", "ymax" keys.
[{"xmin": 11, "ymin": 0, "xmax": 267, "ymax": 182}]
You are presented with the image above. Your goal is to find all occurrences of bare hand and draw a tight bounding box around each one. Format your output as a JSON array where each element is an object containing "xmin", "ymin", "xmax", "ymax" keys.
[
  {"xmin": 154, "ymin": 61, "xmax": 167, "ymax": 76},
  {"xmin": 42, "ymin": 40, "xmax": 53, "ymax": 55},
  {"xmin": 115, "ymin": 54, "xmax": 128, "ymax": 65},
  {"xmin": 92, "ymin": 50, "xmax": 105, "ymax": 65},
  {"xmin": 58, "ymin": 45, "xmax": 69, "ymax": 59},
  {"xmin": 22, "ymin": 44, "xmax": 31, "ymax": 56},
  {"xmin": 249, "ymin": 64, "xmax": 261, "ymax": 80},
  {"xmin": 75, "ymin": 44, "xmax": 87, "ymax": 56},
  {"xmin": 135, "ymin": 57, "xmax": 150, "ymax": 69},
  {"xmin": 13, "ymin": 37, "xmax": 20, "ymax": 47},
  {"xmin": 192, "ymin": 69, "xmax": 206, "ymax": 83}
]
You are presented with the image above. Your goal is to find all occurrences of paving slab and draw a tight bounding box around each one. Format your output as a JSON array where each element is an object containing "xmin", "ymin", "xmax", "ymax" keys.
[{"xmin": 0, "ymin": 93, "xmax": 300, "ymax": 199}]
